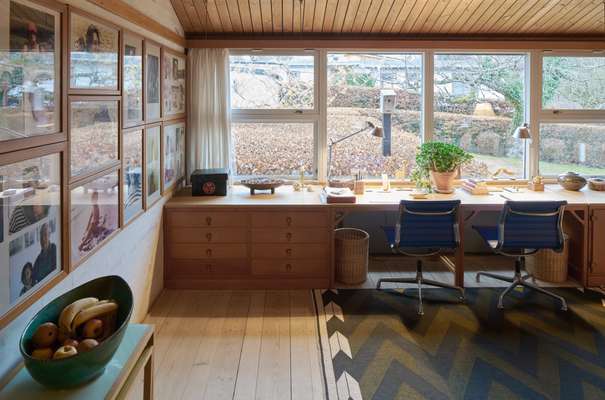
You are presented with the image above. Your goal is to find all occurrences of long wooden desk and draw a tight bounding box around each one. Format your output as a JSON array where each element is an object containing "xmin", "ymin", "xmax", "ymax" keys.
[{"xmin": 165, "ymin": 185, "xmax": 605, "ymax": 289}]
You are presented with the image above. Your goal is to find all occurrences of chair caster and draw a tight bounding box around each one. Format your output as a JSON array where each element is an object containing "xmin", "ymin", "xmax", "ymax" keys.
[{"xmin": 497, "ymin": 302, "xmax": 504, "ymax": 310}]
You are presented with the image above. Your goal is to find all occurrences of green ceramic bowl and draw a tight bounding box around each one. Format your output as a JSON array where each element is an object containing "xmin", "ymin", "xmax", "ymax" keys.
[{"xmin": 19, "ymin": 275, "xmax": 133, "ymax": 389}]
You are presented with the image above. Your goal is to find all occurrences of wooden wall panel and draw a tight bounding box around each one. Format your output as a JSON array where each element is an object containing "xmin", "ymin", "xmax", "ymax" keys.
[{"xmin": 173, "ymin": 0, "xmax": 605, "ymax": 37}]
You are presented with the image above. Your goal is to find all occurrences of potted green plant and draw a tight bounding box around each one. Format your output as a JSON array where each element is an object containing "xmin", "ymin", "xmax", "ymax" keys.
[{"xmin": 411, "ymin": 142, "xmax": 473, "ymax": 193}]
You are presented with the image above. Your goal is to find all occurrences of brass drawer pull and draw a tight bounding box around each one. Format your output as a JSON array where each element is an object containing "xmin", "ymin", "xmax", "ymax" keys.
[
  {"xmin": 206, "ymin": 232, "xmax": 212, "ymax": 241},
  {"xmin": 206, "ymin": 248, "xmax": 212, "ymax": 257},
  {"xmin": 286, "ymin": 232, "xmax": 292, "ymax": 241},
  {"xmin": 206, "ymin": 216, "xmax": 212, "ymax": 226},
  {"xmin": 285, "ymin": 263, "xmax": 292, "ymax": 272},
  {"xmin": 286, "ymin": 216, "xmax": 292, "ymax": 226},
  {"xmin": 285, "ymin": 248, "xmax": 292, "ymax": 256}
]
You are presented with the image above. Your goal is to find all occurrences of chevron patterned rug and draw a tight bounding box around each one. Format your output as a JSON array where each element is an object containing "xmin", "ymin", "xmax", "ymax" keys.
[{"xmin": 314, "ymin": 288, "xmax": 605, "ymax": 400}]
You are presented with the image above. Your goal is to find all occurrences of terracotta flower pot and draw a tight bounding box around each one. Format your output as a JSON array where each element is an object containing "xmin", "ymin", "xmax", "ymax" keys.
[{"xmin": 429, "ymin": 170, "xmax": 457, "ymax": 194}]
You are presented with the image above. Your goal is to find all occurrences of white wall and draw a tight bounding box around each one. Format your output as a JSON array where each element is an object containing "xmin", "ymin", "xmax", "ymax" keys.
[{"xmin": 0, "ymin": 196, "xmax": 168, "ymax": 380}]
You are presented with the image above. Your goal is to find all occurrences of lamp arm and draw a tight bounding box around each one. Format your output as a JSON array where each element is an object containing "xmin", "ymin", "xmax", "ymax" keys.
[{"xmin": 330, "ymin": 125, "xmax": 371, "ymax": 146}]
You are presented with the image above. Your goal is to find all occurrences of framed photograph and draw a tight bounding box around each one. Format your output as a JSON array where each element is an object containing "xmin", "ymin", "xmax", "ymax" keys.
[
  {"xmin": 145, "ymin": 125, "xmax": 161, "ymax": 207},
  {"xmin": 69, "ymin": 97, "xmax": 119, "ymax": 178},
  {"xmin": 162, "ymin": 50, "xmax": 185, "ymax": 118},
  {"xmin": 162, "ymin": 121, "xmax": 184, "ymax": 192},
  {"xmin": 122, "ymin": 32, "xmax": 143, "ymax": 128},
  {"xmin": 69, "ymin": 11, "xmax": 119, "ymax": 92},
  {"xmin": 70, "ymin": 169, "xmax": 119, "ymax": 266},
  {"xmin": 0, "ymin": 0, "xmax": 61, "ymax": 147},
  {"xmin": 122, "ymin": 128, "xmax": 143, "ymax": 224},
  {"xmin": 177, "ymin": 122, "xmax": 186, "ymax": 180},
  {"xmin": 0, "ymin": 149, "xmax": 63, "ymax": 320},
  {"xmin": 144, "ymin": 42, "xmax": 161, "ymax": 122}
]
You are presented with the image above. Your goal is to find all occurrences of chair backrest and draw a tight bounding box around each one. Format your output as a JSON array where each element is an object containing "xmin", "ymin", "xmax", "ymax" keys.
[
  {"xmin": 396, "ymin": 200, "xmax": 461, "ymax": 249},
  {"xmin": 498, "ymin": 200, "xmax": 566, "ymax": 251}
]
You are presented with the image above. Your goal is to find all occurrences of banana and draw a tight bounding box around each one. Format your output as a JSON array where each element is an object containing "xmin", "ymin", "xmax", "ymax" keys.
[
  {"xmin": 58, "ymin": 297, "xmax": 99, "ymax": 335},
  {"xmin": 71, "ymin": 300, "xmax": 119, "ymax": 332}
]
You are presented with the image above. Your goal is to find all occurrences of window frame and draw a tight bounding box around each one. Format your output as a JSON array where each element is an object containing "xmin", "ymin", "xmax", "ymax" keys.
[
  {"xmin": 536, "ymin": 51, "xmax": 605, "ymax": 177},
  {"xmin": 229, "ymin": 49, "xmax": 320, "ymax": 179}
]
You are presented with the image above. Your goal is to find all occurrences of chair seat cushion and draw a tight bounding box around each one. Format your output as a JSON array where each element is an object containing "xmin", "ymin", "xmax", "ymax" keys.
[{"xmin": 473, "ymin": 225, "xmax": 499, "ymax": 249}]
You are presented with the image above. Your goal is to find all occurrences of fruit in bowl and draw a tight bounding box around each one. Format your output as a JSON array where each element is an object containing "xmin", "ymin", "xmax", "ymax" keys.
[{"xmin": 20, "ymin": 275, "xmax": 132, "ymax": 389}]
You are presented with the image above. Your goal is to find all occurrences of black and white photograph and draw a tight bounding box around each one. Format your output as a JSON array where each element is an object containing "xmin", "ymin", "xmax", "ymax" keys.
[
  {"xmin": 145, "ymin": 126, "xmax": 160, "ymax": 205},
  {"xmin": 123, "ymin": 33, "xmax": 143, "ymax": 127},
  {"xmin": 145, "ymin": 43, "xmax": 161, "ymax": 120},
  {"xmin": 162, "ymin": 52, "xmax": 185, "ymax": 116}
]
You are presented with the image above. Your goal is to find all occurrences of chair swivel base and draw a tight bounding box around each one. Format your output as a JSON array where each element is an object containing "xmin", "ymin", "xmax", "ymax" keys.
[
  {"xmin": 377, "ymin": 271, "xmax": 465, "ymax": 315},
  {"xmin": 476, "ymin": 269, "xmax": 568, "ymax": 311}
]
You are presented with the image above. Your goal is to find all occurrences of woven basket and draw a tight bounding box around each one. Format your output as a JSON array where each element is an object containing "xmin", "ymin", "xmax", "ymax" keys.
[
  {"xmin": 526, "ymin": 237, "xmax": 569, "ymax": 283},
  {"xmin": 335, "ymin": 228, "xmax": 369, "ymax": 284}
]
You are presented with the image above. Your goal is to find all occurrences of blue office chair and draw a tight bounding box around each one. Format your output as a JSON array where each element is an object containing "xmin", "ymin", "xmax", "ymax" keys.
[
  {"xmin": 377, "ymin": 200, "xmax": 465, "ymax": 315},
  {"xmin": 474, "ymin": 200, "xmax": 568, "ymax": 311}
]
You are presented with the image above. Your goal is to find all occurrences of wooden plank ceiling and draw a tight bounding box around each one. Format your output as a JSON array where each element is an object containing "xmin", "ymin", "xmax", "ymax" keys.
[{"xmin": 172, "ymin": 0, "xmax": 605, "ymax": 38}]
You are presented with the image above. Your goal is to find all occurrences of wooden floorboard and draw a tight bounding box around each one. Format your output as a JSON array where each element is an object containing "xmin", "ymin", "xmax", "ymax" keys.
[{"xmin": 145, "ymin": 290, "xmax": 326, "ymax": 400}]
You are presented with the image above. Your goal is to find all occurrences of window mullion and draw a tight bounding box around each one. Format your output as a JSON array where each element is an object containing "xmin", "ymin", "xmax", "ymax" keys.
[{"xmin": 422, "ymin": 50, "xmax": 434, "ymax": 143}]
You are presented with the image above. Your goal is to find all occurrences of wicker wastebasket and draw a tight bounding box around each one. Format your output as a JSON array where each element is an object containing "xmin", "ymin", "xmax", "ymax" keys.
[
  {"xmin": 335, "ymin": 228, "xmax": 369, "ymax": 284},
  {"xmin": 526, "ymin": 236, "xmax": 569, "ymax": 283}
]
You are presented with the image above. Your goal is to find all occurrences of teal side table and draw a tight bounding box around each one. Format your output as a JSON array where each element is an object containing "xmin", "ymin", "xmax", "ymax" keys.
[{"xmin": 0, "ymin": 324, "xmax": 154, "ymax": 400}]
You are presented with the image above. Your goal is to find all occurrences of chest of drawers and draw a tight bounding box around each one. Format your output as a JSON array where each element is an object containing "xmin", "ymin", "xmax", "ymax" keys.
[{"xmin": 164, "ymin": 207, "xmax": 332, "ymax": 289}]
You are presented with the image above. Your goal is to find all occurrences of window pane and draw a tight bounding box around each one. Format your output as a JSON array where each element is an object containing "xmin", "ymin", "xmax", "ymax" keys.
[
  {"xmin": 1, "ymin": 0, "xmax": 61, "ymax": 141},
  {"xmin": 542, "ymin": 56, "xmax": 605, "ymax": 110},
  {"xmin": 1, "ymin": 153, "xmax": 62, "ymax": 313},
  {"xmin": 434, "ymin": 54, "xmax": 526, "ymax": 178},
  {"xmin": 230, "ymin": 55, "xmax": 314, "ymax": 110},
  {"xmin": 539, "ymin": 123, "xmax": 605, "ymax": 176},
  {"xmin": 233, "ymin": 122, "xmax": 314, "ymax": 176},
  {"xmin": 327, "ymin": 53, "xmax": 422, "ymax": 178}
]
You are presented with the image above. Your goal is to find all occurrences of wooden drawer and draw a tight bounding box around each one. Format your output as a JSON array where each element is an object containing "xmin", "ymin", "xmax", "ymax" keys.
[
  {"xmin": 251, "ymin": 212, "xmax": 328, "ymax": 228},
  {"xmin": 251, "ymin": 259, "xmax": 328, "ymax": 277},
  {"xmin": 167, "ymin": 211, "xmax": 248, "ymax": 227},
  {"xmin": 167, "ymin": 228, "xmax": 247, "ymax": 244},
  {"xmin": 251, "ymin": 244, "xmax": 328, "ymax": 259},
  {"xmin": 168, "ymin": 259, "xmax": 249, "ymax": 276},
  {"xmin": 169, "ymin": 244, "xmax": 248, "ymax": 259},
  {"xmin": 251, "ymin": 228, "xmax": 329, "ymax": 244}
]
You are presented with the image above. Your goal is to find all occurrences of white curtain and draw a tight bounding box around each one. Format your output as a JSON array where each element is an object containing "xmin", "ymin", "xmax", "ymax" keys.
[{"xmin": 187, "ymin": 48, "xmax": 231, "ymax": 177}]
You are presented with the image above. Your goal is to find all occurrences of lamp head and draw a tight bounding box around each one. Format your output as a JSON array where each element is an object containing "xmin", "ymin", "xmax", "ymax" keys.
[
  {"xmin": 513, "ymin": 123, "xmax": 531, "ymax": 139},
  {"xmin": 366, "ymin": 121, "xmax": 383, "ymax": 138}
]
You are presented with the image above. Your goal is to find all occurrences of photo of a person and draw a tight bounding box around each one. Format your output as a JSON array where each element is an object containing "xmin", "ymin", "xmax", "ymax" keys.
[
  {"xmin": 147, "ymin": 54, "xmax": 159, "ymax": 103},
  {"xmin": 78, "ymin": 191, "xmax": 113, "ymax": 253},
  {"xmin": 74, "ymin": 24, "xmax": 101, "ymax": 52},
  {"xmin": 33, "ymin": 222, "xmax": 57, "ymax": 283},
  {"xmin": 9, "ymin": 204, "xmax": 49, "ymax": 235},
  {"xmin": 20, "ymin": 262, "xmax": 34, "ymax": 296},
  {"xmin": 23, "ymin": 22, "xmax": 41, "ymax": 52}
]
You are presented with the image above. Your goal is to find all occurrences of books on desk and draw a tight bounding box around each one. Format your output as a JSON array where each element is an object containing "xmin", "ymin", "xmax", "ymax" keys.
[
  {"xmin": 321, "ymin": 187, "xmax": 356, "ymax": 203},
  {"xmin": 461, "ymin": 179, "xmax": 489, "ymax": 195}
]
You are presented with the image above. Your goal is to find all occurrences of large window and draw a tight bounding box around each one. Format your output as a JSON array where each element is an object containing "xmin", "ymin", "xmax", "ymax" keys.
[
  {"xmin": 434, "ymin": 54, "xmax": 526, "ymax": 178},
  {"xmin": 230, "ymin": 52, "xmax": 318, "ymax": 178},
  {"xmin": 327, "ymin": 53, "xmax": 422, "ymax": 178},
  {"xmin": 542, "ymin": 56, "xmax": 605, "ymax": 110}
]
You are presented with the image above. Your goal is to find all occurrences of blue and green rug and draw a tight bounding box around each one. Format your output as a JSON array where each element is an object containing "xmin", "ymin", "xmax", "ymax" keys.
[{"xmin": 314, "ymin": 288, "xmax": 605, "ymax": 400}]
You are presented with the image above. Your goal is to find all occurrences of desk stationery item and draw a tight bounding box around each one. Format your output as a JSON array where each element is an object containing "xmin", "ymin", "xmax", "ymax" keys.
[
  {"xmin": 321, "ymin": 187, "xmax": 356, "ymax": 203},
  {"xmin": 381, "ymin": 174, "xmax": 391, "ymax": 192},
  {"xmin": 528, "ymin": 176, "xmax": 545, "ymax": 191},
  {"xmin": 461, "ymin": 179, "xmax": 489, "ymax": 195},
  {"xmin": 353, "ymin": 170, "xmax": 365, "ymax": 195}
]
